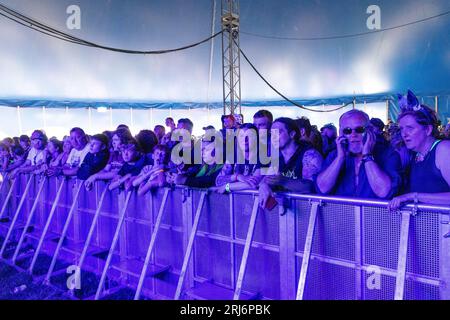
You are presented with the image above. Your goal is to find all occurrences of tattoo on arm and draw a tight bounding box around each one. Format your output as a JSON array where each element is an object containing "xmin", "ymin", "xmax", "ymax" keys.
[{"xmin": 302, "ymin": 149, "xmax": 323, "ymax": 181}]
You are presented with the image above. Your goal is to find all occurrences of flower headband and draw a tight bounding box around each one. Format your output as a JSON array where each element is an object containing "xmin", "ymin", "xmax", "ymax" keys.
[{"xmin": 397, "ymin": 90, "xmax": 435, "ymax": 124}]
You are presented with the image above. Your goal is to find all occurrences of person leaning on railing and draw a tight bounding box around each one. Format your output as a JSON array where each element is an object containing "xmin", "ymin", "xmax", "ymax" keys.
[
  {"xmin": 59, "ymin": 127, "xmax": 90, "ymax": 177},
  {"xmin": 9, "ymin": 130, "xmax": 48, "ymax": 179},
  {"xmin": 0, "ymin": 143, "xmax": 11, "ymax": 173},
  {"xmin": 77, "ymin": 134, "xmax": 110, "ymax": 184},
  {"xmin": 388, "ymin": 91, "xmax": 450, "ymax": 209},
  {"xmin": 2, "ymin": 135, "xmax": 30, "ymax": 173},
  {"xmin": 211, "ymin": 123, "xmax": 263, "ymax": 194},
  {"xmin": 256, "ymin": 117, "xmax": 323, "ymax": 209},
  {"xmin": 134, "ymin": 144, "xmax": 170, "ymax": 196},
  {"xmin": 170, "ymin": 139, "xmax": 223, "ymax": 189},
  {"xmin": 33, "ymin": 138, "xmax": 62, "ymax": 176},
  {"xmin": 108, "ymin": 139, "xmax": 145, "ymax": 191},
  {"xmin": 316, "ymin": 110, "xmax": 402, "ymax": 199}
]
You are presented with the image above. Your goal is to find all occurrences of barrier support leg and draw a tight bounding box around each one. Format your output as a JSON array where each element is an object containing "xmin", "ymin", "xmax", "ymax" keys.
[
  {"xmin": 296, "ymin": 201, "xmax": 320, "ymax": 300},
  {"xmin": 394, "ymin": 210, "xmax": 411, "ymax": 300},
  {"xmin": 0, "ymin": 177, "xmax": 18, "ymax": 221},
  {"xmin": 0, "ymin": 173, "xmax": 9, "ymax": 199},
  {"xmin": 0, "ymin": 175, "xmax": 33, "ymax": 256},
  {"xmin": 12, "ymin": 177, "xmax": 47, "ymax": 263},
  {"xmin": 134, "ymin": 188, "xmax": 170, "ymax": 300},
  {"xmin": 278, "ymin": 197, "xmax": 296, "ymax": 300},
  {"xmin": 94, "ymin": 191, "xmax": 132, "ymax": 300},
  {"xmin": 174, "ymin": 191, "xmax": 207, "ymax": 300},
  {"xmin": 229, "ymin": 193, "xmax": 236, "ymax": 291},
  {"xmin": 77, "ymin": 186, "xmax": 108, "ymax": 270},
  {"xmin": 354, "ymin": 205, "xmax": 363, "ymax": 300},
  {"xmin": 44, "ymin": 182, "xmax": 83, "ymax": 283},
  {"xmin": 29, "ymin": 178, "xmax": 65, "ymax": 274},
  {"xmin": 233, "ymin": 196, "xmax": 259, "ymax": 300}
]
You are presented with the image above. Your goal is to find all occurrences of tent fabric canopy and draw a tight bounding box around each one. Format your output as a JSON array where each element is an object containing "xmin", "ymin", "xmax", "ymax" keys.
[{"xmin": 0, "ymin": 0, "xmax": 449, "ymax": 121}]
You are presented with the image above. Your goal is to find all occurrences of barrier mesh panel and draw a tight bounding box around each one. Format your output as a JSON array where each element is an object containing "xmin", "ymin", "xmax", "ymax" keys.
[
  {"xmin": 300, "ymin": 257, "xmax": 357, "ymax": 300},
  {"xmin": 364, "ymin": 207, "xmax": 401, "ymax": 271},
  {"xmin": 295, "ymin": 200, "xmax": 355, "ymax": 262},
  {"xmin": 364, "ymin": 207, "xmax": 439, "ymax": 279},
  {"xmin": 235, "ymin": 244, "xmax": 281, "ymax": 299},
  {"xmin": 363, "ymin": 273, "xmax": 396, "ymax": 300},
  {"xmin": 154, "ymin": 227, "xmax": 184, "ymax": 272},
  {"xmin": 197, "ymin": 192, "xmax": 230, "ymax": 237},
  {"xmin": 405, "ymin": 278, "xmax": 440, "ymax": 300},
  {"xmin": 407, "ymin": 211, "xmax": 440, "ymax": 279},
  {"xmin": 159, "ymin": 189, "xmax": 183, "ymax": 227},
  {"xmin": 194, "ymin": 236, "xmax": 232, "ymax": 287},
  {"xmin": 233, "ymin": 194, "xmax": 279, "ymax": 246}
]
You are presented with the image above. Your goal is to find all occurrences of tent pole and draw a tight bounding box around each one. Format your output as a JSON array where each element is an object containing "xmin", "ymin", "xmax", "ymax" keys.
[
  {"xmin": 150, "ymin": 108, "xmax": 153, "ymax": 129},
  {"xmin": 88, "ymin": 107, "xmax": 92, "ymax": 133},
  {"xmin": 43, "ymin": 106, "xmax": 47, "ymax": 133},
  {"xmin": 206, "ymin": 0, "xmax": 216, "ymax": 110},
  {"xmin": 17, "ymin": 106, "xmax": 23, "ymax": 135},
  {"xmin": 435, "ymin": 96, "xmax": 438, "ymax": 114},
  {"xmin": 130, "ymin": 107, "xmax": 134, "ymax": 133},
  {"xmin": 109, "ymin": 107, "xmax": 113, "ymax": 130},
  {"xmin": 386, "ymin": 100, "xmax": 389, "ymax": 123}
]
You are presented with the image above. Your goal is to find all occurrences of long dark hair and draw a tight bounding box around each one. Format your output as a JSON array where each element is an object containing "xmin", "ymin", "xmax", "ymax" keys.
[{"xmin": 273, "ymin": 117, "xmax": 301, "ymax": 144}]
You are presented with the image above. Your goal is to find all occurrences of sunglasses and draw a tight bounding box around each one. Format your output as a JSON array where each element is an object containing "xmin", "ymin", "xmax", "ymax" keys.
[{"xmin": 342, "ymin": 126, "xmax": 366, "ymax": 135}]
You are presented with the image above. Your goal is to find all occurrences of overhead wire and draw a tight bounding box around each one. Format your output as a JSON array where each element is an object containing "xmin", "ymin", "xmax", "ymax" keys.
[
  {"xmin": 0, "ymin": 3, "xmax": 223, "ymax": 54},
  {"xmin": 236, "ymin": 40, "xmax": 352, "ymax": 113},
  {"xmin": 240, "ymin": 9, "xmax": 450, "ymax": 41}
]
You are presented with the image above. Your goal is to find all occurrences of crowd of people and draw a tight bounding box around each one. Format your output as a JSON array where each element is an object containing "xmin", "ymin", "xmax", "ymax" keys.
[{"xmin": 1, "ymin": 91, "xmax": 449, "ymax": 210}]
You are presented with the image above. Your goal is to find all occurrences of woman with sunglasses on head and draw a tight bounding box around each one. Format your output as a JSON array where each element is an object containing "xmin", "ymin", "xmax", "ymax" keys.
[
  {"xmin": 389, "ymin": 91, "xmax": 450, "ymax": 210},
  {"xmin": 317, "ymin": 109, "xmax": 402, "ymax": 199}
]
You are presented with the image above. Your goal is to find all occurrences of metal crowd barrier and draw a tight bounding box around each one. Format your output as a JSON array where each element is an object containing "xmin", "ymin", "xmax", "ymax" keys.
[{"xmin": 0, "ymin": 173, "xmax": 449, "ymax": 300}]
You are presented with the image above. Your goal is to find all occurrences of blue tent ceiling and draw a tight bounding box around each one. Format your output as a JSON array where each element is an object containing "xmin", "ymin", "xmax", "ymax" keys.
[{"xmin": 0, "ymin": 0, "xmax": 449, "ymax": 108}]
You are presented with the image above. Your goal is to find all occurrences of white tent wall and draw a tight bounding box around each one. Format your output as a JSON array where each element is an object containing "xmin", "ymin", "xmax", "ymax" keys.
[{"xmin": 0, "ymin": 104, "xmax": 387, "ymax": 139}]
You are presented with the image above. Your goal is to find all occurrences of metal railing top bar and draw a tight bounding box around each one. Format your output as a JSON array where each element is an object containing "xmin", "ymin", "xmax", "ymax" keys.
[
  {"xmin": 3, "ymin": 174, "xmax": 449, "ymax": 214},
  {"xmin": 177, "ymin": 187, "xmax": 450, "ymax": 214}
]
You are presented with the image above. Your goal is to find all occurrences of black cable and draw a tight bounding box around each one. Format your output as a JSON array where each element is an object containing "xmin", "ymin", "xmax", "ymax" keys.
[
  {"xmin": 0, "ymin": 12, "xmax": 88, "ymax": 46},
  {"xmin": 237, "ymin": 41, "xmax": 352, "ymax": 113},
  {"xmin": 0, "ymin": 4, "xmax": 90, "ymax": 45},
  {"xmin": 0, "ymin": 3, "xmax": 223, "ymax": 54},
  {"xmin": 241, "ymin": 10, "xmax": 450, "ymax": 41},
  {"xmin": 69, "ymin": 30, "xmax": 224, "ymax": 55}
]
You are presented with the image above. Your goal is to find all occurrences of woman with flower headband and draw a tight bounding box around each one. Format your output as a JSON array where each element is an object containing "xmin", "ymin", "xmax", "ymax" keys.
[{"xmin": 389, "ymin": 91, "xmax": 450, "ymax": 210}]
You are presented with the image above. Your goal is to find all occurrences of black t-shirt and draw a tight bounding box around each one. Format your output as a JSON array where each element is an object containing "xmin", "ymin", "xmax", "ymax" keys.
[
  {"xmin": 77, "ymin": 150, "xmax": 109, "ymax": 180},
  {"xmin": 257, "ymin": 141, "xmax": 313, "ymax": 179},
  {"xmin": 278, "ymin": 141, "xmax": 312, "ymax": 179},
  {"xmin": 118, "ymin": 156, "xmax": 146, "ymax": 177}
]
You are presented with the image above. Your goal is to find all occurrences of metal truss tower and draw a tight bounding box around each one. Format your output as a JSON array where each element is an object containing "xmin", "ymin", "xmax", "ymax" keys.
[{"xmin": 221, "ymin": 0, "xmax": 241, "ymax": 115}]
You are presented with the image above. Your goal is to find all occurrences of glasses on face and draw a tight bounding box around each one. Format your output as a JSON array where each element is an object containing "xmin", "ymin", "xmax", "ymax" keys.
[{"xmin": 342, "ymin": 126, "xmax": 366, "ymax": 135}]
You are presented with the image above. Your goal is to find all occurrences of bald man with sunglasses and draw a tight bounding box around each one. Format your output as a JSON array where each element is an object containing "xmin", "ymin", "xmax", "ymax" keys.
[{"xmin": 317, "ymin": 110, "xmax": 402, "ymax": 199}]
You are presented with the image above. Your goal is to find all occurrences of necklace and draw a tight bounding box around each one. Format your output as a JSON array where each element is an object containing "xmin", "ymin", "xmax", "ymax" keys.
[{"xmin": 415, "ymin": 139, "xmax": 440, "ymax": 163}]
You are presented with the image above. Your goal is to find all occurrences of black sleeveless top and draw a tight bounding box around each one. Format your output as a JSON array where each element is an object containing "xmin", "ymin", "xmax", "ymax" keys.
[{"xmin": 409, "ymin": 140, "xmax": 449, "ymax": 193}]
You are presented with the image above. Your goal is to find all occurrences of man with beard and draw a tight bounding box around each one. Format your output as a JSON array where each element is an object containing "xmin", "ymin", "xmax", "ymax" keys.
[{"xmin": 317, "ymin": 110, "xmax": 401, "ymax": 199}]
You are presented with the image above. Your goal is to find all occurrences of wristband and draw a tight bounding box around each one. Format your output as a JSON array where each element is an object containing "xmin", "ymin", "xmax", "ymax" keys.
[
  {"xmin": 225, "ymin": 183, "xmax": 231, "ymax": 193},
  {"xmin": 362, "ymin": 154, "xmax": 375, "ymax": 164}
]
